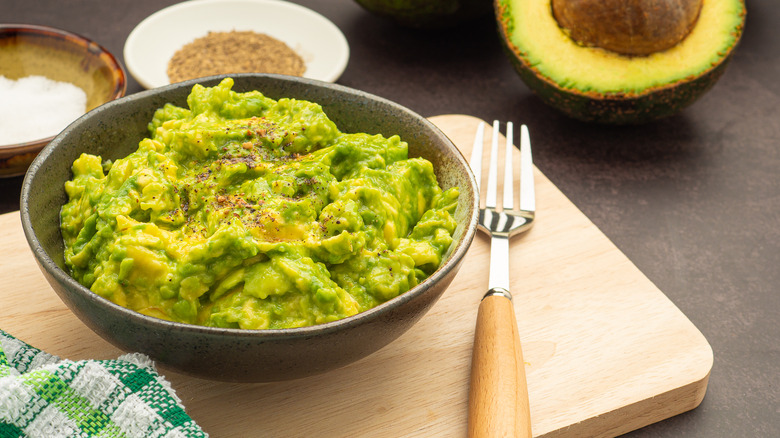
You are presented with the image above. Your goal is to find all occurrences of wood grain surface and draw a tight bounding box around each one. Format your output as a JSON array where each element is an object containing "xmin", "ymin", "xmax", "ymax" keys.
[
  {"xmin": 0, "ymin": 114, "xmax": 712, "ymax": 437},
  {"xmin": 468, "ymin": 295, "xmax": 533, "ymax": 438}
]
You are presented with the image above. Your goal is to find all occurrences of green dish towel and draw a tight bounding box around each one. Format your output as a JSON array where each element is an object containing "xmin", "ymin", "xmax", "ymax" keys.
[{"xmin": 0, "ymin": 330, "xmax": 207, "ymax": 438}]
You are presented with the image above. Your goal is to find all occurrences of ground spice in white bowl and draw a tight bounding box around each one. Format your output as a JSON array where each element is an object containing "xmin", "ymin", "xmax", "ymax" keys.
[
  {"xmin": 167, "ymin": 30, "xmax": 306, "ymax": 83},
  {"xmin": 0, "ymin": 75, "xmax": 87, "ymax": 146}
]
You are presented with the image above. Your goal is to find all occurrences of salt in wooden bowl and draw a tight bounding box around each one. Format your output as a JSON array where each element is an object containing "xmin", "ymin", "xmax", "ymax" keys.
[{"xmin": 0, "ymin": 24, "xmax": 125, "ymax": 177}]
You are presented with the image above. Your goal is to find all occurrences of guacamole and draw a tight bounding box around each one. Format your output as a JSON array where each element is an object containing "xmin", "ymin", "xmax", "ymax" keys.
[{"xmin": 60, "ymin": 78, "xmax": 458, "ymax": 330}]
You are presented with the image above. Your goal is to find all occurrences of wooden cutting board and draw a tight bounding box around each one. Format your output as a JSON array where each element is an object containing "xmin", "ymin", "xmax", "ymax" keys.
[{"xmin": 0, "ymin": 114, "xmax": 712, "ymax": 437}]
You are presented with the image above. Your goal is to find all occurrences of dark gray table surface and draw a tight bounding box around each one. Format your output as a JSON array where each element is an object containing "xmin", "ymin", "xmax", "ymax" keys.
[{"xmin": 3, "ymin": 1, "xmax": 778, "ymax": 436}]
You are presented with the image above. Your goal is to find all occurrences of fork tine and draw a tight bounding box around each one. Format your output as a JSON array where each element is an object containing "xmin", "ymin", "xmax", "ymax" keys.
[
  {"xmin": 485, "ymin": 120, "xmax": 500, "ymax": 209},
  {"xmin": 470, "ymin": 122, "xmax": 485, "ymax": 193},
  {"xmin": 519, "ymin": 124, "xmax": 535, "ymax": 213},
  {"xmin": 503, "ymin": 122, "xmax": 514, "ymax": 210}
]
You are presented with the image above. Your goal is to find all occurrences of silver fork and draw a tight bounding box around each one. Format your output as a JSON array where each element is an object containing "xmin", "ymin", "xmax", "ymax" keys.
[{"xmin": 467, "ymin": 120, "xmax": 534, "ymax": 438}]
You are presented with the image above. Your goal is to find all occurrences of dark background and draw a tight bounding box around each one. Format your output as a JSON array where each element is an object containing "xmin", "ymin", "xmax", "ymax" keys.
[{"xmin": 3, "ymin": 1, "xmax": 778, "ymax": 436}]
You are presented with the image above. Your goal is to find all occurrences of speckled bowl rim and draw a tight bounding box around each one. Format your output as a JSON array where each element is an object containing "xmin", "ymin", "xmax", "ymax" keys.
[
  {"xmin": 0, "ymin": 23, "xmax": 127, "ymax": 152},
  {"xmin": 21, "ymin": 73, "xmax": 478, "ymax": 344}
]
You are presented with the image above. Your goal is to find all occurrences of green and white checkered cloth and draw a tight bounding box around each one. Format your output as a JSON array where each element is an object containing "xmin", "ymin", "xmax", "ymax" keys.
[{"xmin": 0, "ymin": 330, "xmax": 207, "ymax": 438}]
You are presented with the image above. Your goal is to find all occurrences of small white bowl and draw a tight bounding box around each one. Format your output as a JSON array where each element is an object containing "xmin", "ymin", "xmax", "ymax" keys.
[{"xmin": 124, "ymin": 0, "xmax": 350, "ymax": 88}]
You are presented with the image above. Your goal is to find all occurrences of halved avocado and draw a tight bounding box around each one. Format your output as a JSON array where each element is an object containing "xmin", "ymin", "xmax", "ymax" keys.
[
  {"xmin": 496, "ymin": 0, "xmax": 746, "ymax": 124},
  {"xmin": 354, "ymin": 0, "xmax": 492, "ymax": 28}
]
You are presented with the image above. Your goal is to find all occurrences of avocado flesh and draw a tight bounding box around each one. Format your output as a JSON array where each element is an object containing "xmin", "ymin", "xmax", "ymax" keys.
[{"xmin": 497, "ymin": 0, "xmax": 745, "ymax": 123}]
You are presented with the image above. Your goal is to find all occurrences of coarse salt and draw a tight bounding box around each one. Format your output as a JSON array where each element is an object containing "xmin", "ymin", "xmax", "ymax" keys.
[{"xmin": 0, "ymin": 75, "xmax": 87, "ymax": 146}]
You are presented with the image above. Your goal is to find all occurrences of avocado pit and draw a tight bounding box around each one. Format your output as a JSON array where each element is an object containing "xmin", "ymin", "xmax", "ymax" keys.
[{"xmin": 551, "ymin": 0, "xmax": 703, "ymax": 56}]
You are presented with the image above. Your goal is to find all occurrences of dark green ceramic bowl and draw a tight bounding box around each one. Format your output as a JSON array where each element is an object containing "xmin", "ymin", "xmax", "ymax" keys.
[{"xmin": 20, "ymin": 74, "xmax": 478, "ymax": 382}]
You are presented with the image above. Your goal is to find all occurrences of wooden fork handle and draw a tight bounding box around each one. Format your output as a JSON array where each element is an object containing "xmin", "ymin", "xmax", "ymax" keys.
[{"xmin": 468, "ymin": 293, "xmax": 533, "ymax": 438}]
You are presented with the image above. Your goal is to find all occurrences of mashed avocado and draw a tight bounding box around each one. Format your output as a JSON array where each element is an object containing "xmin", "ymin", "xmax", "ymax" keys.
[{"xmin": 60, "ymin": 78, "xmax": 458, "ymax": 330}]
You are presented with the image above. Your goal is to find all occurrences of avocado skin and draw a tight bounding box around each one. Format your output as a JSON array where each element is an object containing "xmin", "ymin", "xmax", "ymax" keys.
[
  {"xmin": 495, "ymin": 0, "xmax": 745, "ymax": 124},
  {"xmin": 354, "ymin": 0, "xmax": 492, "ymax": 28}
]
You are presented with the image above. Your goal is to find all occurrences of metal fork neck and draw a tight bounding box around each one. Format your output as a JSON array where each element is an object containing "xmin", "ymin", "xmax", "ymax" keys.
[
  {"xmin": 487, "ymin": 234, "xmax": 511, "ymax": 294},
  {"xmin": 483, "ymin": 287, "xmax": 513, "ymax": 300}
]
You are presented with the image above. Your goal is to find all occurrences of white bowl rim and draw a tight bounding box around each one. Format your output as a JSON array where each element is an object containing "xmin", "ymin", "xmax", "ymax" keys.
[{"xmin": 123, "ymin": 0, "xmax": 350, "ymax": 89}]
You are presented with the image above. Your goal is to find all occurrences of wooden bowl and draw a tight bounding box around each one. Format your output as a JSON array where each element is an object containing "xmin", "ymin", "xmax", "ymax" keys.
[{"xmin": 0, "ymin": 24, "xmax": 126, "ymax": 177}]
